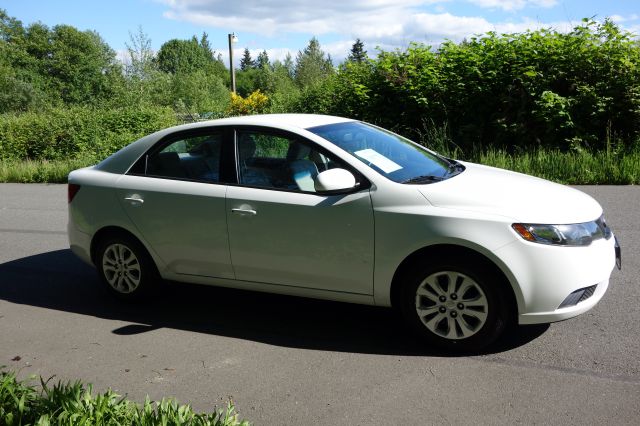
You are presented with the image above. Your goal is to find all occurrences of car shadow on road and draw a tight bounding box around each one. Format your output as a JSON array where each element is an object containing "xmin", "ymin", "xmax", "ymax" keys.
[{"xmin": 0, "ymin": 249, "xmax": 548, "ymax": 357}]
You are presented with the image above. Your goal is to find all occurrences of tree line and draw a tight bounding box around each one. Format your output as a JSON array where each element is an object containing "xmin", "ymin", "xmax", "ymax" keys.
[
  {"xmin": 0, "ymin": 8, "xmax": 361, "ymax": 117},
  {"xmin": 1, "ymin": 7, "xmax": 639, "ymax": 159}
]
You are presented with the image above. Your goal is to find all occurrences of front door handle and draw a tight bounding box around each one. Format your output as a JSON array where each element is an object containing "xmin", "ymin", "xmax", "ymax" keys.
[
  {"xmin": 124, "ymin": 195, "xmax": 144, "ymax": 205},
  {"xmin": 231, "ymin": 208, "xmax": 257, "ymax": 215}
]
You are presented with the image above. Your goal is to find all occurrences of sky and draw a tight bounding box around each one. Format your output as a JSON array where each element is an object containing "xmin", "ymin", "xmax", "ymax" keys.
[{"xmin": 2, "ymin": 0, "xmax": 639, "ymax": 66}]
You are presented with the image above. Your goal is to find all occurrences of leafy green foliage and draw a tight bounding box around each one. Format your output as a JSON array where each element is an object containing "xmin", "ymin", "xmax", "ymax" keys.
[
  {"xmin": 0, "ymin": 106, "xmax": 177, "ymax": 161},
  {"xmin": 0, "ymin": 157, "xmax": 96, "ymax": 183},
  {"xmin": 256, "ymin": 50, "xmax": 270, "ymax": 69},
  {"xmin": 298, "ymin": 20, "xmax": 640, "ymax": 153},
  {"xmin": 239, "ymin": 48, "xmax": 254, "ymax": 71},
  {"xmin": 229, "ymin": 90, "xmax": 269, "ymax": 116},
  {"xmin": 294, "ymin": 37, "xmax": 334, "ymax": 88},
  {"xmin": 157, "ymin": 35, "xmax": 219, "ymax": 75},
  {"xmin": 1, "ymin": 8, "xmax": 639, "ymax": 184},
  {"xmin": 427, "ymin": 19, "xmax": 640, "ymax": 151},
  {"xmin": 0, "ymin": 11, "xmax": 122, "ymax": 109},
  {"xmin": 125, "ymin": 26, "xmax": 156, "ymax": 80},
  {"xmin": 171, "ymin": 71, "xmax": 230, "ymax": 117},
  {"xmin": 347, "ymin": 39, "xmax": 367, "ymax": 64},
  {"xmin": 0, "ymin": 368, "xmax": 249, "ymax": 425}
]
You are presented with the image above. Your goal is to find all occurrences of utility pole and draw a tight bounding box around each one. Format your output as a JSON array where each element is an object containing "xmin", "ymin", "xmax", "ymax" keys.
[{"xmin": 228, "ymin": 33, "xmax": 238, "ymax": 93}]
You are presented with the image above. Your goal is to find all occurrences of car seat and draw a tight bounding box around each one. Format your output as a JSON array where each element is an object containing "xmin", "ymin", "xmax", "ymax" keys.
[{"xmin": 287, "ymin": 143, "xmax": 319, "ymax": 192}]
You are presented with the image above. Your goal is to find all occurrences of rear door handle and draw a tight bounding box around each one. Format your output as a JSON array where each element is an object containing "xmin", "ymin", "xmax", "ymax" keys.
[{"xmin": 231, "ymin": 208, "xmax": 257, "ymax": 215}]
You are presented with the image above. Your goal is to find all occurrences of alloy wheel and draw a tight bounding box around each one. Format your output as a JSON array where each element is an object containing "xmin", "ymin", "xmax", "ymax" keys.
[
  {"xmin": 101, "ymin": 243, "xmax": 142, "ymax": 294},
  {"xmin": 415, "ymin": 271, "xmax": 489, "ymax": 340}
]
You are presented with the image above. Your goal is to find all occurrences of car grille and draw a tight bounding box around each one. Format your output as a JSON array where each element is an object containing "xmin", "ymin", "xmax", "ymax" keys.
[{"xmin": 558, "ymin": 285, "xmax": 598, "ymax": 309}]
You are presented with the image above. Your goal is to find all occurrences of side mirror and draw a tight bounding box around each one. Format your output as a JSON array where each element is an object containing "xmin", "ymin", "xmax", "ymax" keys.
[{"xmin": 314, "ymin": 168, "xmax": 357, "ymax": 192}]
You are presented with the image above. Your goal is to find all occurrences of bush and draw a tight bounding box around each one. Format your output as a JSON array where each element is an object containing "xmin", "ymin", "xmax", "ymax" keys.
[
  {"xmin": 228, "ymin": 90, "xmax": 269, "ymax": 116},
  {"xmin": 0, "ymin": 105, "xmax": 177, "ymax": 161},
  {"xmin": 297, "ymin": 20, "xmax": 640, "ymax": 153}
]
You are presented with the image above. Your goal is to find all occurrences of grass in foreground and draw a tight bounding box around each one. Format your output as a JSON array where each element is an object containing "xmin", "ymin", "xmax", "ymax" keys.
[
  {"xmin": 0, "ymin": 148, "xmax": 639, "ymax": 185},
  {"xmin": 0, "ymin": 368, "xmax": 249, "ymax": 426}
]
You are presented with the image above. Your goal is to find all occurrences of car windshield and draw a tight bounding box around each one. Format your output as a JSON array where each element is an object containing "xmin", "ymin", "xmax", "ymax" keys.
[{"xmin": 307, "ymin": 121, "xmax": 462, "ymax": 184}]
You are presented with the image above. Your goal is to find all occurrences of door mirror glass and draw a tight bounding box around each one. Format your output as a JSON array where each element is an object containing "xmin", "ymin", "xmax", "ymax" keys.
[{"xmin": 314, "ymin": 168, "xmax": 357, "ymax": 192}]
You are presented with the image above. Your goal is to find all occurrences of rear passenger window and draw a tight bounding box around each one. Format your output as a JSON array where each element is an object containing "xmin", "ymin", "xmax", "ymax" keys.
[{"xmin": 146, "ymin": 134, "xmax": 222, "ymax": 182}]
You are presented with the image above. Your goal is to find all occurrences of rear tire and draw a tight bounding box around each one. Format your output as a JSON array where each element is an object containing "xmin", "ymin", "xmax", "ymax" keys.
[
  {"xmin": 399, "ymin": 258, "xmax": 509, "ymax": 352},
  {"xmin": 95, "ymin": 232, "xmax": 158, "ymax": 300}
]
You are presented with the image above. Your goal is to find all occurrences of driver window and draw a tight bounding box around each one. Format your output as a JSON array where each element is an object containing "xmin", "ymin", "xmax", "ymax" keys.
[{"xmin": 236, "ymin": 130, "xmax": 341, "ymax": 192}]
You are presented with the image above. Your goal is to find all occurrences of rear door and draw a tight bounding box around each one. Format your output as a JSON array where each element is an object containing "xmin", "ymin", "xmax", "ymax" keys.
[{"xmin": 116, "ymin": 128, "xmax": 234, "ymax": 279}]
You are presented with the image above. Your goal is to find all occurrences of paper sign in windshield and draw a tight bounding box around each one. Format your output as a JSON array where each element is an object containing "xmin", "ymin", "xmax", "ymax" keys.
[{"xmin": 354, "ymin": 149, "xmax": 402, "ymax": 174}]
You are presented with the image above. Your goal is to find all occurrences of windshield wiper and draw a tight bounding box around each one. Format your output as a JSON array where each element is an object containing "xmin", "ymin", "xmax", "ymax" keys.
[{"xmin": 402, "ymin": 175, "xmax": 446, "ymax": 184}]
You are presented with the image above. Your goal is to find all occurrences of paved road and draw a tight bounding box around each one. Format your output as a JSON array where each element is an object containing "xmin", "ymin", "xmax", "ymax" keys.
[{"xmin": 0, "ymin": 183, "xmax": 638, "ymax": 425}]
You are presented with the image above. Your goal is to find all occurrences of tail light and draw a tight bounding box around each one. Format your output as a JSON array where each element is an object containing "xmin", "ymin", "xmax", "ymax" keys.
[{"xmin": 68, "ymin": 183, "xmax": 81, "ymax": 203}]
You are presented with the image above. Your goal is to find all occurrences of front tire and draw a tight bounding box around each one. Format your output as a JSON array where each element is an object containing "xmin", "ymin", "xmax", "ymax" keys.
[
  {"xmin": 96, "ymin": 233, "xmax": 157, "ymax": 300},
  {"xmin": 400, "ymin": 259, "xmax": 509, "ymax": 352}
]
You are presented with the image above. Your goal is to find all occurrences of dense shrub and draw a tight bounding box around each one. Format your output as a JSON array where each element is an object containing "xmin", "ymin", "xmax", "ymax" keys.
[
  {"xmin": 301, "ymin": 20, "xmax": 640, "ymax": 153},
  {"xmin": 0, "ymin": 105, "xmax": 177, "ymax": 161},
  {"xmin": 228, "ymin": 90, "xmax": 269, "ymax": 116},
  {"xmin": 2, "ymin": 11, "xmax": 640, "ymax": 181}
]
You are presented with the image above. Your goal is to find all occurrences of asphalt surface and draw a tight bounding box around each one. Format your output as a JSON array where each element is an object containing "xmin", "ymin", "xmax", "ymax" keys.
[{"xmin": 0, "ymin": 183, "xmax": 638, "ymax": 425}]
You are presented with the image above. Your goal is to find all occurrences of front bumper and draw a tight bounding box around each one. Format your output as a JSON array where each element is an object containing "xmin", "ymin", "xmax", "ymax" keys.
[
  {"xmin": 518, "ymin": 278, "xmax": 609, "ymax": 324},
  {"xmin": 495, "ymin": 233, "xmax": 617, "ymax": 325}
]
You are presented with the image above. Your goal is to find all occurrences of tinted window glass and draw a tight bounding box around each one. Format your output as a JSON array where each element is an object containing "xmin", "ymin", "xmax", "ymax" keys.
[
  {"xmin": 236, "ymin": 130, "xmax": 347, "ymax": 192},
  {"xmin": 146, "ymin": 134, "xmax": 222, "ymax": 182},
  {"xmin": 308, "ymin": 122, "xmax": 459, "ymax": 184}
]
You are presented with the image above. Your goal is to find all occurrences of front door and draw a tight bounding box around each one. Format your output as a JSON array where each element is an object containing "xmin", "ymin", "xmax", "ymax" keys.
[{"xmin": 226, "ymin": 129, "xmax": 374, "ymax": 294}]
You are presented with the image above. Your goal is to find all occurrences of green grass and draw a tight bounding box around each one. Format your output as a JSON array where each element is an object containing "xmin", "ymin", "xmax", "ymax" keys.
[
  {"xmin": 0, "ymin": 148, "xmax": 639, "ymax": 185},
  {"xmin": 0, "ymin": 368, "xmax": 249, "ymax": 426},
  {"xmin": 0, "ymin": 157, "xmax": 96, "ymax": 183},
  {"xmin": 473, "ymin": 148, "xmax": 640, "ymax": 185}
]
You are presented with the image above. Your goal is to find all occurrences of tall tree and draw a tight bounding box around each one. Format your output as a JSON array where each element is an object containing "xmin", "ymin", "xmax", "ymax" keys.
[
  {"xmin": 294, "ymin": 37, "xmax": 333, "ymax": 88},
  {"xmin": 240, "ymin": 48, "xmax": 254, "ymax": 71},
  {"xmin": 256, "ymin": 50, "xmax": 270, "ymax": 69},
  {"xmin": 199, "ymin": 32, "xmax": 214, "ymax": 59},
  {"xmin": 283, "ymin": 52, "xmax": 294, "ymax": 78},
  {"xmin": 1, "ymin": 10, "xmax": 123, "ymax": 108},
  {"xmin": 347, "ymin": 38, "xmax": 367, "ymax": 63},
  {"xmin": 157, "ymin": 37, "xmax": 211, "ymax": 74},
  {"xmin": 46, "ymin": 25, "xmax": 121, "ymax": 103},
  {"xmin": 0, "ymin": 8, "xmax": 24, "ymax": 42},
  {"xmin": 125, "ymin": 26, "xmax": 155, "ymax": 79}
]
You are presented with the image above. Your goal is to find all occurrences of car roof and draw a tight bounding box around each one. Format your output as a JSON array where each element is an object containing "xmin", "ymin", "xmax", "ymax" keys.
[
  {"xmin": 204, "ymin": 113, "xmax": 354, "ymax": 129},
  {"xmin": 94, "ymin": 114, "xmax": 355, "ymax": 174}
]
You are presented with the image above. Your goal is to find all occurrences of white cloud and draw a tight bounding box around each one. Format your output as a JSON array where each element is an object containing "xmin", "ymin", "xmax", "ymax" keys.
[
  {"xmin": 159, "ymin": 1, "xmax": 452, "ymax": 36},
  {"xmin": 115, "ymin": 49, "xmax": 130, "ymax": 65},
  {"xmin": 467, "ymin": 0, "xmax": 557, "ymax": 12},
  {"xmin": 159, "ymin": 0, "xmax": 564, "ymax": 43},
  {"xmin": 157, "ymin": 0, "xmax": 580, "ymax": 64},
  {"xmin": 609, "ymin": 14, "xmax": 639, "ymax": 23},
  {"xmin": 468, "ymin": 0, "xmax": 525, "ymax": 11}
]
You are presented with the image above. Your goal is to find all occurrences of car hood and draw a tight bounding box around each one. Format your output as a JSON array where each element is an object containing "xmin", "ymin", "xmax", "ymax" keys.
[{"xmin": 417, "ymin": 162, "xmax": 602, "ymax": 224}]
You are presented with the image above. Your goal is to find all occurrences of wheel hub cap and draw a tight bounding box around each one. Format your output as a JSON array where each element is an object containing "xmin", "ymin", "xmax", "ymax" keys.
[
  {"xmin": 414, "ymin": 271, "xmax": 489, "ymax": 340},
  {"xmin": 102, "ymin": 243, "xmax": 141, "ymax": 294}
]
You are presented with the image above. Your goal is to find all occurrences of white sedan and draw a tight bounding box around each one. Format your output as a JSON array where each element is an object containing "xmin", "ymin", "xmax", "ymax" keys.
[{"xmin": 67, "ymin": 114, "xmax": 620, "ymax": 351}]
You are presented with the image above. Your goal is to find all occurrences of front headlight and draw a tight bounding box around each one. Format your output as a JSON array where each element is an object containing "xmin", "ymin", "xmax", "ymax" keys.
[{"xmin": 512, "ymin": 216, "xmax": 612, "ymax": 246}]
